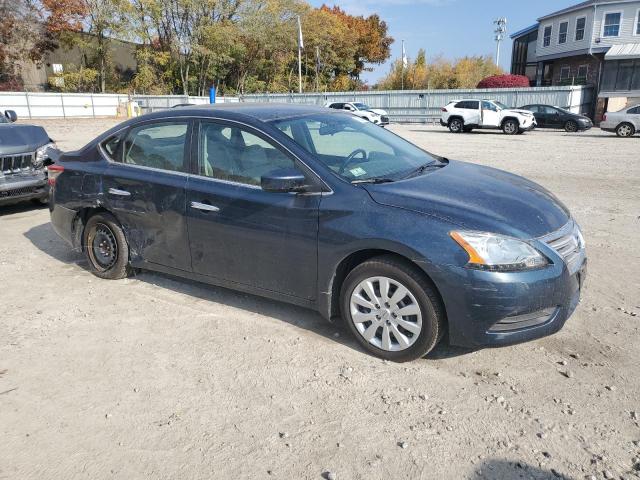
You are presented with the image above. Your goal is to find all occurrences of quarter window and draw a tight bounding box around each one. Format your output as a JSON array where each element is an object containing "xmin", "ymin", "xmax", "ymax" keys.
[
  {"xmin": 576, "ymin": 17, "xmax": 586, "ymax": 41},
  {"xmin": 122, "ymin": 122, "xmax": 189, "ymax": 172},
  {"xmin": 627, "ymin": 106, "xmax": 640, "ymax": 114},
  {"xmin": 603, "ymin": 12, "xmax": 621, "ymax": 37},
  {"xmin": 559, "ymin": 22, "xmax": 568, "ymax": 44},
  {"xmin": 543, "ymin": 25, "xmax": 552, "ymax": 47},
  {"xmin": 101, "ymin": 135, "xmax": 122, "ymax": 161},
  {"xmin": 198, "ymin": 122, "xmax": 294, "ymax": 186}
]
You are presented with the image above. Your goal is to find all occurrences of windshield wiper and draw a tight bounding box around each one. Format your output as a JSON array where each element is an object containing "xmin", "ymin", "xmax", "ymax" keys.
[
  {"xmin": 351, "ymin": 177, "xmax": 395, "ymax": 185},
  {"xmin": 403, "ymin": 160, "xmax": 446, "ymax": 179}
]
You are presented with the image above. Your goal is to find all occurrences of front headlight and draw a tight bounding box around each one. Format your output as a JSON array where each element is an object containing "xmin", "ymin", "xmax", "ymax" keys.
[
  {"xmin": 34, "ymin": 142, "xmax": 57, "ymax": 169},
  {"xmin": 450, "ymin": 231, "xmax": 548, "ymax": 271}
]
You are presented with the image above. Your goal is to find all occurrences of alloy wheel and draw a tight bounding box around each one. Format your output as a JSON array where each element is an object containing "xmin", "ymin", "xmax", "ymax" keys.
[
  {"xmin": 504, "ymin": 121, "xmax": 517, "ymax": 134},
  {"xmin": 617, "ymin": 124, "xmax": 633, "ymax": 137},
  {"xmin": 349, "ymin": 276, "xmax": 423, "ymax": 352}
]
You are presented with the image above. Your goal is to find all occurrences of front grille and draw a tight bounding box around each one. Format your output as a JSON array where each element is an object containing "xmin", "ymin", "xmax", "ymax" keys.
[
  {"xmin": 0, "ymin": 186, "xmax": 40, "ymax": 198},
  {"xmin": 1, "ymin": 152, "xmax": 35, "ymax": 175},
  {"xmin": 540, "ymin": 221, "xmax": 584, "ymax": 274}
]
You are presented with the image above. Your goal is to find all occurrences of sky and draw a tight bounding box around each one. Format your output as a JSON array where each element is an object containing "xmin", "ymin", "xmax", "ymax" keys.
[{"xmin": 308, "ymin": 0, "xmax": 579, "ymax": 84}]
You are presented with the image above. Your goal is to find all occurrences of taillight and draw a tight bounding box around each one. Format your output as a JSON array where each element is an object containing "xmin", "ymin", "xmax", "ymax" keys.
[
  {"xmin": 47, "ymin": 164, "xmax": 64, "ymax": 186},
  {"xmin": 441, "ymin": 107, "xmax": 448, "ymax": 112}
]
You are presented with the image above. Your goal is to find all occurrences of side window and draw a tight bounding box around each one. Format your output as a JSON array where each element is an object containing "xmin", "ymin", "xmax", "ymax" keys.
[
  {"xmin": 467, "ymin": 101, "xmax": 479, "ymax": 110},
  {"xmin": 122, "ymin": 122, "xmax": 188, "ymax": 172},
  {"xmin": 482, "ymin": 101, "xmax": 497, "ymax": 112},
  {"xmin": 542, "ymin": 106, "xmax": 558, "ymax": 115},
  {"xmin": 454, "ymin": 101, "xmax": 468, "ymax": 109},
  {"xmin": 329, "ymin": 103, "xmax": 343, "ymax": 110},
  {"xmin": 101, "ymin": 135, "xmax": 122, "ymax": 161},
  {"xmin": 198, "ymin": 122, "xmax": 295, "ymax": 186}
]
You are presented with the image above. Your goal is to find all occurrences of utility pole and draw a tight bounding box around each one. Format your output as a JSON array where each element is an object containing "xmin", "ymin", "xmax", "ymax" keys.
[{"xmin": 494, "ymin": 17, "xmax": 507, "ymax": 67}]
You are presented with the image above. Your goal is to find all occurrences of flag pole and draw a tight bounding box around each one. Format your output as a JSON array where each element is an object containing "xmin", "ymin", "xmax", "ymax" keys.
[{"xmin": 297, "ymin": 15, "xmax": 303, "ymax": 94}]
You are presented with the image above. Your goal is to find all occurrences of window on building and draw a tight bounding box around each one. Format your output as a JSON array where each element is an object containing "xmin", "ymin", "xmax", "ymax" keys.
[
  {"xmin": 559, "ymin": 22, "xmax": 568, "ymax": 44},
  {"xmin": 560, "ymin": 66, "xmax": 571, "ymax": 81},
  {"xmin": 601, "ymin": 59, "xmax": 640, "ymax": 92},
  {"xmin": 636, "ymin": 9, "xmax": 640, "ymax": 35},
  {"xmin": 576, "ymin": 17, "xmax": 586, "ymax": 41},
  {"xmin": 577, "ymin": 65, "xmax": 589, "ymax": 79},
  {"xmin": 543, "ymin": 25, "xmax": 552, "ymax": 46},
  {"xmin": 603, "ymin": 12, "xmax": 622, "ymax": 37}
]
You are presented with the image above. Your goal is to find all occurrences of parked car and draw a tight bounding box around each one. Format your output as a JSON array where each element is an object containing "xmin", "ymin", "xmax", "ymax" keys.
[
  {"xmin": 0, "ymin": 109, "xmax": 59, "ymax": 206},
  {"xmin": 600, "ymin": 104, "xmax": 640, "ymax": 137},
  {"xmin": 49, "ymin": 104, "xmax": 586, "ymax": 362},
  {"xmin": 519, "ymin": 104, "xmax": 592, "ymax": 132},
  {"xmin": 440, "ymin": 99, "xmax": 537, "ymax": 135},
  {"xmin": 324, "ymin": 101, "xmax": 390, "ymax": 126}
]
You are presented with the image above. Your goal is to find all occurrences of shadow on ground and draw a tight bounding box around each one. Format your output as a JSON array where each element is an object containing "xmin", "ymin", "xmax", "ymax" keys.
[
  {"xmin": 24, "ymin": 221, "xmax": 474, "ymax": 361},
  {"xmin": 469, "ymin": 458, "xmax": 574, "ymax": 479},
  {"xmin": 0, "ymin": 201, "xmax": 48, "ymax": 217}
]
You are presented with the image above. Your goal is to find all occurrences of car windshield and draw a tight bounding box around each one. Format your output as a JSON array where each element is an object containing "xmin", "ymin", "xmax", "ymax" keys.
[
  {"xmin": 353, "ymin": 103, "xmax": 371, "ymax": 110},
  {"xmin": 494, "ymin": 101, "xmax": 510, "ymax": 110},
  {"xmin": 271, "ymin": 113, "xmax": 439, "ymax": 183}
]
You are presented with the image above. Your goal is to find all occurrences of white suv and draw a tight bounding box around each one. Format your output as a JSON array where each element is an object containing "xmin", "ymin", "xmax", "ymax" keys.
[
  {"xmin": 325, "ymin": 102, "xmax": 390, "ymax": 126},
  {"xmin": 440, "ymin": 99, "xmax": 536, "ymax": 135}
]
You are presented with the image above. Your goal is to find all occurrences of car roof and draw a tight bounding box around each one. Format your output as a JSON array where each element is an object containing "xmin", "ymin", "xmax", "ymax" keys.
[{"xmin": 143, "ymin": 102, "xmax": 332, "ymax": 123}]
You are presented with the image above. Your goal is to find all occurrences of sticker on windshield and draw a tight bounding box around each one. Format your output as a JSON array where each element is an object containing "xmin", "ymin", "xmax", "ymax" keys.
[{"xmin": 350, "ymin": 167, "xmax": 367, "ymax": 177}]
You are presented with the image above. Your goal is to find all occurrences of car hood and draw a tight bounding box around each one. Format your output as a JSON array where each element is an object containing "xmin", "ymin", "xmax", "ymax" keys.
[
  {"xmin": 0, "ymin": 124, "xmax": 51, "ymax": 155},
  {"xmin": 363, "ymin": 160, "xmax": 570, "ymax": 239},
  {"xmin": 368, "ymin": 108, "xmax": 387, "ymax": 116}
]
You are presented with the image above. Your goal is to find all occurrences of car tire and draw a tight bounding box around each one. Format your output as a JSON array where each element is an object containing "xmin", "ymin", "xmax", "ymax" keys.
[
  {"xmin": 616, "ymin": 122, "xmax": 635, "ymax": 138},
  {"xmin": 84, "ymin": 212, "xmax": 131, "ymax": 280},
  {"xmin": 502, "ymin": 119, "xmax": 519, "ymax": 135},
  {"xmin": 448, "ymin": 118, "xmax": 463, "ymax": 133},
  {"xmin": 564, "ymin": 120, "xmax": 578, "ymax": 133},
  {"xmin": 340, "ymin": 255, "xmax": 445, "ymax": 362}
]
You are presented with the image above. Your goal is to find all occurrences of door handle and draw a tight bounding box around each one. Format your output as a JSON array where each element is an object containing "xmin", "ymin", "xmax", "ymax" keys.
[
  {"xmin": 190, "ymin": 201, "xmax": 220, "ymax": 212},
  {"xmin": 108, "ymin": 188, "xmax": 131, "ymax": 197}
]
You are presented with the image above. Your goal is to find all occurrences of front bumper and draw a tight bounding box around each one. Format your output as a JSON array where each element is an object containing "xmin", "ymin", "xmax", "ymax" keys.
[
  {"xmin": 0, "ymin": 171, "xmax": 48, "ymax": 206},
  {"xmin": 430, "ymin": 249, "xmax": 586, "ymax": 349}
]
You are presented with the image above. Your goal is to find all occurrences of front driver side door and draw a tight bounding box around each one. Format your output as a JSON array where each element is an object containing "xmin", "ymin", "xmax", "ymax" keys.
[{"xmin": 186, "ymin": 120, "xmax": 321, "ymax": 300}]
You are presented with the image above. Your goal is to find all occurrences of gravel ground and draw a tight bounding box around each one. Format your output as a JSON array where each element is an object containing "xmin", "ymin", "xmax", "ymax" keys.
[{"xmin": 1, "ymin": 118, "xmax": 639, "ymax": 480}]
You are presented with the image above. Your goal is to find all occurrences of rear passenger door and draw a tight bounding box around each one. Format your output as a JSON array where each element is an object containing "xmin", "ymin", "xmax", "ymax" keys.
[
  {"xmin": 186, "ymin": 119, "xmax": 321, "ymax": 300},
  {"xmin": 456, "ymin": 101, "xmax": 480, "ymax": 125},
  {"xmin": 100, "ymin": 120, "xmax": 192, "ymax": 271}
]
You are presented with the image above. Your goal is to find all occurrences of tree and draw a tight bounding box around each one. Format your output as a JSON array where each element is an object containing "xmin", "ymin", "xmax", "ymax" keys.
[{"xmin": 477, "ymin": 74, "xmax": 530, "ymax": 89}]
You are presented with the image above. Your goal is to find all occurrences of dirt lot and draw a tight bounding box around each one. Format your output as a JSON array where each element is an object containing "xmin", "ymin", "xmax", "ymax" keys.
[{"xmin": 1, "ymin": 118, "xmax": 639, "ymax": 480}]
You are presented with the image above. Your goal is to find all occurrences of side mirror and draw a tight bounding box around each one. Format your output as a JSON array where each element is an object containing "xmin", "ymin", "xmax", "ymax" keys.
[
  {"xmin": 261, "ymin": 168, "xmax": 307, "ymax": 193},
  {"xmin": 4, "ymin": 110, "xmax": 17, "ymax": 122}
]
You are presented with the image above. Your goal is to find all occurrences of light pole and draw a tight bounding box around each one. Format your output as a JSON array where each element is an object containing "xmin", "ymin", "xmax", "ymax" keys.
[{"xmin": 494, "ymin": 17, "xmax": 507, "ymax": 67}]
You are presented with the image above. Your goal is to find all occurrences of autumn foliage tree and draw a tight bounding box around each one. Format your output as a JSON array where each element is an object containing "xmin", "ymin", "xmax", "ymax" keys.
[{"xmin": 477, "ymin": 74, "xmax": 531, "ymax": 89}]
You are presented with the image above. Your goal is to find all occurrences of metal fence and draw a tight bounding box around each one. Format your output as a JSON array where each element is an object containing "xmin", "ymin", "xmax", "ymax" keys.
[
  {"xmin": 1, "ymin": 86, "xmax": 594, "ymax": 122},
  {"xmin": 0, "ymin": 92, "xmax": 238, "ymax": 118},
  {"xmin": 240, "ymin": 86, "xmax": 595, "ymax": 123}
]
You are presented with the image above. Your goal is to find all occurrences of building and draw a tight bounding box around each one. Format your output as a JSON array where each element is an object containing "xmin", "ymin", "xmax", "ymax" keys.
[{"xmin": 510, "ymin": 0, "xmax": 640, "ymax": 119}]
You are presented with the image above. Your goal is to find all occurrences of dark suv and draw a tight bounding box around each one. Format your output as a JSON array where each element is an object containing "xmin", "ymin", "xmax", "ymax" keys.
[{"xmin": 49, "ymin": 104, "xmax": 586, "ymax": 362}]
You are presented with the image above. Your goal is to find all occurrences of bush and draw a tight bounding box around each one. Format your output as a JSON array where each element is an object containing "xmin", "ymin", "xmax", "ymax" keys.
[{"xmin": 477, "ymin": 74, "xmax": 531, "ymax": 89}]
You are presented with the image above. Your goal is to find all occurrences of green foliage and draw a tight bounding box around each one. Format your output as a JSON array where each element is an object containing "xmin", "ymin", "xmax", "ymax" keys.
[{"xmin": 48, "ymin": 65, "xmax": 99, "ymax": 92}]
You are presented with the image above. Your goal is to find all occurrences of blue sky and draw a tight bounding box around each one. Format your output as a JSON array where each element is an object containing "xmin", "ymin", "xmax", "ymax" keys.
[{"xmin": 308, "ymin": 0, "xmax": 578, "ymax": 84}]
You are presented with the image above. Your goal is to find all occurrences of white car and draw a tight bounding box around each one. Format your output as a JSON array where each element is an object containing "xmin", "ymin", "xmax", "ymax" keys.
[
  {"xmin": 599, "ymin": 104, "xmax": 640, "ymax": 137},
  {"xmin": 325, "ymin": 102, "xmax": 389, "ymax": 126},
  {"xmin": 440, "ymin": 99, "xmax": 537, "ymax": 135}
]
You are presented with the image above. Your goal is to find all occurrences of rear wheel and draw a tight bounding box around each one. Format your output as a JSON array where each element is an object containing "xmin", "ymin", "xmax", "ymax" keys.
[
  {"xmin": 616, "ymin": 122, "xmax": 635, "ymax": 137},
  {"xmin": 84, "ymin": 212, "xmax": 131, "ymax": 280},
  {"xmin": 448, "ymin": 118, "xmax": 463, "ymax": 133},
  {"xmin": 502, "ymin": 119, "xmax": 519, "ymax": 135},
  {"xmin": 564, "ymin": 120, "xmax": 578, "ymax": 133},
  {"xmin": 341, "ymin": 256, "xmax": 445, "ymax": 362}
]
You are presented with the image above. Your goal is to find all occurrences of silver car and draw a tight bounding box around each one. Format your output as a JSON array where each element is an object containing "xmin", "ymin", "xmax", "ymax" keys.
[{"xmin": 600, "ymin": 104, "xmax": 640, "ymax": 137}]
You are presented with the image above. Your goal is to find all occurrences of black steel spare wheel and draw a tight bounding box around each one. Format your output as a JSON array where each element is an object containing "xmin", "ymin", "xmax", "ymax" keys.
[{"xmin": 84, "ymin": 212, "xmax": 131, "ymax": 279}]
